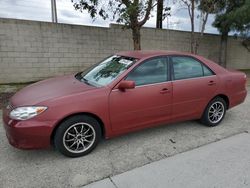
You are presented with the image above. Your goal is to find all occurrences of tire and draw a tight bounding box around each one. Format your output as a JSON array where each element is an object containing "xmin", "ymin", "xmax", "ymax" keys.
[
  {"xmin": 200, "ymin": 97, "xmax": 227, "ymax": 127},
  {"xmin": 54, "ymin": 115, "xmax": 101, "ymax": 157}
]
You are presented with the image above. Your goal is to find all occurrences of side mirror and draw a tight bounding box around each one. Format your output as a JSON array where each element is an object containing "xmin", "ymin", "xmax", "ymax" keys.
[{"xmin": 118, "ymin": 80, "xmax": 135, "ymax": 91}]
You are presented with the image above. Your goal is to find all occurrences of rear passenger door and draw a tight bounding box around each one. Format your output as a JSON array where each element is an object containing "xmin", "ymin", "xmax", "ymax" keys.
[{"xmin": 170, "ymin": 56, "xmax": 218, "ymax": 120}]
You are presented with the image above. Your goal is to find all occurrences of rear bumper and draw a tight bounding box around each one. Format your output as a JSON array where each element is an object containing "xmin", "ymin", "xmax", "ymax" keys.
[
  {"xmin": 229, "ymin": 90, "xmax": 247, "ymax": 109},
  {"xmin": 2, "ymin": 108, "xmax": 53, "ymax": 149}
]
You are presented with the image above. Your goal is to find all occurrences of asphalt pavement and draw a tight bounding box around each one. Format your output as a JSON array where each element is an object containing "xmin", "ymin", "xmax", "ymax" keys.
[{"xmin": 0, "ymin": 87, "xmax": 249, "ymax": 187}]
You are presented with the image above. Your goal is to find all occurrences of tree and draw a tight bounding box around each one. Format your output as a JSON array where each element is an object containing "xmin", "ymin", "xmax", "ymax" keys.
[
  {"xmin": 198, "ymin": 0, "xmax": 224, "ymax": 35},
  {"xmin": 213, "ymin": 0, "xmax": 250, "ymax": 67},
  {"xmin": 181, "ymin": 0, "xmax": 224, "ymax": 54},
  {"xmin": 156, "ymin": 0, "xmax": 163, "ymax": 28},
  {"xmin": 156, "ymin": 0, "xmax": 171, "ymax": 28},
  {"xmin": 194, "ymin": 0, "xmax": 224, "ymax": 53},
  {"xmin": 241, "ymin": 27, "xmax": 250, "ymax": 51},
  {"xmin": 181, "ymin": 0, "xmax": 196, "ymax": 53},
  {"xmin": 71, "ymin": 0, "xmax": 156, "ymax": 50}
]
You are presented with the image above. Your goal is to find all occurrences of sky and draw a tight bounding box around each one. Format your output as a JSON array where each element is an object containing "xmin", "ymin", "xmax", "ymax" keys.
[{"xmin": 0, "ymin": 0, "xmax": 219, "ymax": 34}]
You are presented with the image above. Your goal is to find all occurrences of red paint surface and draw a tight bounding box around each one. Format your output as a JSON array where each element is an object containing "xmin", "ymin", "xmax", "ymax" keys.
[{"xmin": 2, "ymin": 51, "xmax": 247, "ymax": 149}]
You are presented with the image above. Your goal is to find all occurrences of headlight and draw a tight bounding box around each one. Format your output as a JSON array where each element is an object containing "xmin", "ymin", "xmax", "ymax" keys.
[{"xmin": 10, "ymin": 106, "xmax": 47, "ymax": 120}]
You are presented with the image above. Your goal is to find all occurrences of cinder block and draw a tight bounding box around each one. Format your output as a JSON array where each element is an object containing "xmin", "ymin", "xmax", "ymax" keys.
[{"xmin": 0, "ymin": 18, "xmax": 249, "ymax": 84}]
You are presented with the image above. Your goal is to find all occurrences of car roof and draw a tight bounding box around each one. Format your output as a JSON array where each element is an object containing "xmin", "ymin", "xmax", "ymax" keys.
[
  {"xmin": 116, "ymin": 50, "xmax": 195, "ymax": 59},
  {"xmin": 116, "ymin": 50, "xmax": 228, "ymax": 75}
]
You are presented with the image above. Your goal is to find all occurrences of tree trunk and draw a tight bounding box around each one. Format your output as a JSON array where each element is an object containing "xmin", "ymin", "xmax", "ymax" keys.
[
  {"xmin": 191, "ymin": 31, "xmax": 195, "ymax": 54},
  {"xmin": 219, "ymin": 32, "xmax": 228, "ymax": 67},
  {"xmin": 132, "ymin": 26, "xmax": 141, "ymax": 50},
  {"xmin": 190, "ymin": 0, "xmax": 195, "ymax": 54},
  {"xmin": 156, "ymin": 0, "xmax": 163, "ymax": 29},
  {"xmin": 195, "ymin": 12, "xmax": 209, "ymax": 54},
  {"xmin": 201, "ymin": 12, "xmax": 209, "ymax": 36}
]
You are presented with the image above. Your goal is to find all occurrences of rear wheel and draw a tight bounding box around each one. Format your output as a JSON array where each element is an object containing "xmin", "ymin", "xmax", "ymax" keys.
[
  {"xmin": 54, "ymin": 115, "xmax": 101, "ymax": 157},
  {"xmin": 201, "ymin": 97, "xmax": 227, "ymax": 127}
]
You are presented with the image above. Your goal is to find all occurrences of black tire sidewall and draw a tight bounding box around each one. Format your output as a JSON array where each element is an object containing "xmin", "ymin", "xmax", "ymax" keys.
[{"xmin": 54, "ymin": 115, "xmax": 101, "ymax": 157}]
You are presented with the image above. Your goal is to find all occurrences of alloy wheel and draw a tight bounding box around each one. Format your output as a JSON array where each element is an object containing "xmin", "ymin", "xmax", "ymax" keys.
[
  {"xmin": 63, "ymin": 122, "xmax": 96, "ymax": 154},
  {"xmin": 208, "ymin": 101, "xmax": 225, "ymax": 124}
]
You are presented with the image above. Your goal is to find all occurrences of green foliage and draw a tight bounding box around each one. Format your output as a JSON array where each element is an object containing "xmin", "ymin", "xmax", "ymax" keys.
[
  {"xmin": 71, "ymin": 0, "xmax": 109, "ymax": 19},
  {"xmin": 199, "ymin": 0, "xmax": 225, "ymax": 14},
  {"xmin": 212, "ymin": 0, "xmax": 250, "ymax": 34},
  {"xmin": 71, "ymin": 0, "xmax": 158, "ymax": 29},
  {"xmin": 162, "ymin": 6, "xmax": 171, "ymax": 20},
  {"xmin": 71, "ymin": 0, "xmax": 170, "ymax": 50}
]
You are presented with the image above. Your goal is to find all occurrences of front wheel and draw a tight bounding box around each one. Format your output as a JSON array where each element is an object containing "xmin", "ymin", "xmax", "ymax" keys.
[
  {"xmin": 54, "ymin": 115, "xmax": 101, "ymax": 157},
  {"xmin": 200, "ymin": 97, "xmax": 227, "ymax": 127}
]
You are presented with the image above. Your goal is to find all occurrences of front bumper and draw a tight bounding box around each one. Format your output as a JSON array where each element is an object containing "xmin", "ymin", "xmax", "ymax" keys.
[{"xmin": 2, "ymin": 108, "xmax": 53, "ymax": 149}]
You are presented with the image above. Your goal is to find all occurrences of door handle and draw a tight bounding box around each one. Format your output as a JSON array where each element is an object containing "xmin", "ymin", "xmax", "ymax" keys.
[
  {"xmin": 160, "ymin": 88, "xmax": 170, "ymax": 94},
  {"xmin": 208, "ymin": 81, "xmax": 216, "ymax": 86}
]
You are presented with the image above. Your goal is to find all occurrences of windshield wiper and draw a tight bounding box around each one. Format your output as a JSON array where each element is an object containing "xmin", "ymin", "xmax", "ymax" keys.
[
  {"xmin": 82, "ymin": 77, "xmax": 92, "ymax": 86},
  {"xmin": 75, "ymin": 72, "xmax": 92, "ymax": 86}
]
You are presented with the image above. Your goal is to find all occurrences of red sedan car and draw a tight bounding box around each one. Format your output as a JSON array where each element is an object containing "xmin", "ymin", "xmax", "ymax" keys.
[{"xmin": 2, "ymin": 51, "xmax": 247, "ymax": 157}]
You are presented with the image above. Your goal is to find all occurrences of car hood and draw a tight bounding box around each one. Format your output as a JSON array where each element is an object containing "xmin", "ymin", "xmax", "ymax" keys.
[{"xmin": 11, "ymin": 74, "xmax": 96, "ymax": 106}]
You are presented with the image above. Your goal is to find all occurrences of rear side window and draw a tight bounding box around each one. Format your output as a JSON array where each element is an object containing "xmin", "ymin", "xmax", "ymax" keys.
[
  {"xmin": 171, "ymin": 56, "xmax": 214, "ymax": 80},
  {"xmin": 203, "ymin": 65, "xmax": 214, "ymax": 76}
]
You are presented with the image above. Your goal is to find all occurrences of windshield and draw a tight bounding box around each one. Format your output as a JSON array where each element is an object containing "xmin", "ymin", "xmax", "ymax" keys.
[{"xmin": 76, "ymin": 55, "xmax": 137, "ymax": 87}]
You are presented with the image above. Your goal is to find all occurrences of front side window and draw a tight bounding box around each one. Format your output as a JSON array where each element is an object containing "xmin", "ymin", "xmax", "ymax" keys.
[
  {"xmin": 77, "ymin": 55, "xmax": 137, "ymax": 86},
  {"xmin": 126, "ymin": 57, "xmax": 168, "ymax": 86},
  {"xmin": 172, "ymin": 56, "xmax": 204, "ymax": 80}
]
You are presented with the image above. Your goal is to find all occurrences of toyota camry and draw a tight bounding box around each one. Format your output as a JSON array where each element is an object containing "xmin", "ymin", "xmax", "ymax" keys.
[{"xmin": 2, "ymin": 51, "xmax": 247, "ymax": 157}]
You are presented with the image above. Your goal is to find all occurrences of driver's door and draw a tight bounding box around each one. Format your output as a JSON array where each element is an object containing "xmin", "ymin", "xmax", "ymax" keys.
[{"xmin": 109, "ymin": 57, "xmax": 172, "ymax": 131}]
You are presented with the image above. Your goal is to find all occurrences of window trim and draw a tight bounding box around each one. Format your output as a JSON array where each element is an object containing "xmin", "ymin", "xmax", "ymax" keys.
[
  {"xmin": 169, "ymin": 55, "xmax": 215, "ymax": 81},
  {"xmin": 124, "ymin": 56, "xmax": 170, "ymax": 87}
]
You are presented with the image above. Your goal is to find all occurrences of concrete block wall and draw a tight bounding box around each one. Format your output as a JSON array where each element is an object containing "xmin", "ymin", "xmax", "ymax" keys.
[{"xmin": 0, "ymin": 18, "xmax": 249, "ymax": 84}]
